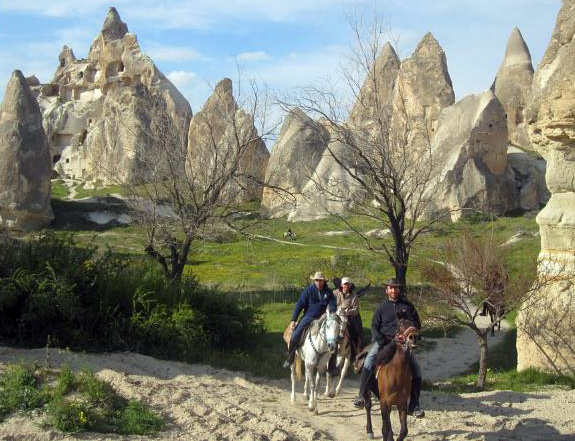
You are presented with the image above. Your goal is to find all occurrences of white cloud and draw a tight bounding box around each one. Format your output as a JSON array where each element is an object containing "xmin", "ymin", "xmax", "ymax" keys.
[
  {"xmin": 0, "ymin": 0, "xmax": 368, "ymax": 29},
  {"xmin": 236, "ymin": 51, "xmax": 270, "ymax": 62},
  {"xmin": 167, "ymin": 71, "xmax": 198, "ymax": 88},
  {"xmin": 145, "ymin": 44, "xmax": 203, "ymax": 62}
]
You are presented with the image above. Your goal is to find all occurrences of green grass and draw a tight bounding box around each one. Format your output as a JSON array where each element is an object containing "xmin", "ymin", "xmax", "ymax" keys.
[
  {"xmin": 73, "ymin": 183, "xmax": 124, "ymax": 199},
  {"xmin": 46, "ymin": 202, "xmax": 540, "ymax": 291},
  {"xmin": 51, "ymin": 180, "xmax": 70, "ymax": 199},
  {"xmin": 0, "ymin": 363, "xmax": 165, "ymax": 435}
]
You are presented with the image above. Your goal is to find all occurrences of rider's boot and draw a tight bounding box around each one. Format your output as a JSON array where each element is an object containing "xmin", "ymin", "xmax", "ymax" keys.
[
  {"xmin": 407, "ymin": 376, "xmax": 425, "ymax": 418},
  {"xmin": 283, "ymin": 343, "xmax": 297, "ymax": 369},
  {"xmin": 353, "ymin": 367, "xmax": 373, "ymax": 409}
]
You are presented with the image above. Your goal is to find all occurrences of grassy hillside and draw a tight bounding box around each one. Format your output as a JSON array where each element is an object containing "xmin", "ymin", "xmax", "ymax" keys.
[{"xmin": 48, "ymin": 194, "xmax": 541, "ymax": 291}]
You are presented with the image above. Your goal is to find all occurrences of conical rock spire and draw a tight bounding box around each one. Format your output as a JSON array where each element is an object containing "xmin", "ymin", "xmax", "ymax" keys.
[{"xmin": 0, "ymin": 70, "xmax": 53, "ymax": 230}]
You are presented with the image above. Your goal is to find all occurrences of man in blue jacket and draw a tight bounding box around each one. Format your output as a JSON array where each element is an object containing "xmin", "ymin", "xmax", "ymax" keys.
[{"xmin": 285, "ymin": 271, "xmax": 337, "ymax": 367}]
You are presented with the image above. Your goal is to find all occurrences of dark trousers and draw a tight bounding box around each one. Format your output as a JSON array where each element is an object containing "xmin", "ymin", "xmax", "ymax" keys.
[
  {"xmin": 347, "ymin": 314, "xmax": 363, "ymax": 359},
  {"xmin": 290, "ymin": 315, "xmax": 316, "ymax": 350}
]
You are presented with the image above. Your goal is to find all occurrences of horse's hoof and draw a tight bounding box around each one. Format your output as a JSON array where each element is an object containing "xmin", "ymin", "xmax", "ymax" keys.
[
  {"xmin": 328, "ymin": 391, "xmax": 335, "ymax": 398},
  {"xmin": 314, "ymin": 408, "xmax": 319, "ymax": 415},
  {"xmin": 367, "ymin": 433, "xmax": 374, "ymax": 440}
]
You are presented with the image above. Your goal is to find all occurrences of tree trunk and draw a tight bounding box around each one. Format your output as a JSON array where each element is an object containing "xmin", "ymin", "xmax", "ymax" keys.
[{"xmin": 477, "ymin": 332, "xmax": 489, "ymax": 389}]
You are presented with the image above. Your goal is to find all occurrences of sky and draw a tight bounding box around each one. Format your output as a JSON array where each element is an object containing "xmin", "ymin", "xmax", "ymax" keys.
[{"xmin": 0, "ymin": 0, "xmax": 562, "ymax": 124}]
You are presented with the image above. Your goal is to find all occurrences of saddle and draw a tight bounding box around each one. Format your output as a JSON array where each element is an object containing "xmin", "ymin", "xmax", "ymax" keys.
[{"xmin": 282, "ymin": 314, "xmax": 326, "ymax": 348}]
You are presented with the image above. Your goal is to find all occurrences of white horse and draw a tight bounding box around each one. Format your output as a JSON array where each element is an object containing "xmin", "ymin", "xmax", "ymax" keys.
[
  {"xmin": 290, "ymin": 310, "xmax": 347, "ymax": 413},
  {"xmin": 324, "ymin": 324, "xmax": 352, "ymax": 398}
]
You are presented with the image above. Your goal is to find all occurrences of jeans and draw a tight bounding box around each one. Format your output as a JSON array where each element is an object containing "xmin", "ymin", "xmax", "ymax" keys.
[{"xmin": 363, "ymin": 341, "xmax": 422, "ymax": 379}]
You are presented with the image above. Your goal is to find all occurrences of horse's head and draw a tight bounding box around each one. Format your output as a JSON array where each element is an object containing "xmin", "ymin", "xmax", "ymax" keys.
[
  {"xmin": 325, "ymin": 310, "xmax": 346, "ymax": 352},
  {"xmin": 396, "ymin": 318, "xmax": 419, "ymax": 349}
]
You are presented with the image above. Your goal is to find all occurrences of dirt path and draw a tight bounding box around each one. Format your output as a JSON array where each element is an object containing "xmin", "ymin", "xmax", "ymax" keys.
[
  {"xmin": 0, "ymin": 343, "xmax": 574, "ymax": 441},
  {"xmin": 419, "ymin": 313, "xmax": 512, "ymax": 382}
]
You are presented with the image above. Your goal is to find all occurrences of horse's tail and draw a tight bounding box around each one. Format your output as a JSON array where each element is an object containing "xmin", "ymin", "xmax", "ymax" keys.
[{"xmin": 295, "ymin": 354, "xmax": 303, "ymax": 381}]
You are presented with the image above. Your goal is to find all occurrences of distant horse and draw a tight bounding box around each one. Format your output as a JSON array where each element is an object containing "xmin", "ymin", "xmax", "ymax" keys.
[
  {"xmin": 291, "ymin": 310, "xmax": 347, "ymax": 413},
  {"xmin": 480, "ymin": 299, "xmax": 507, "ymax": 336},
  {"xmin": 283, "ymin": 229, "xmax": 297, "ymax": 241},
  {"xmin": 363, "ymin": 318, "xmax": 419, "ymax": 441}
]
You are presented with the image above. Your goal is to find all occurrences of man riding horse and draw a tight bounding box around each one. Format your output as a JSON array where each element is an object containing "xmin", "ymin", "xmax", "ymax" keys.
[
  {"xmin": 354, "ymin": 278, "xmax": 425, "ymax": 418},
  {"xmin": 285, "ymin": 271, "xmax": 337, "ymax": 367}
]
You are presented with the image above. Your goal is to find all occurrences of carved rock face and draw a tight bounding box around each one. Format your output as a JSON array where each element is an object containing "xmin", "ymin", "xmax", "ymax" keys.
[
  {"xmin": 517, "ymin": 0, "xmax": 575, "ymax": 374},
  {"xmin": 0, "ymin": 71, "xmax": 53, "ymax": 230},
  {"xmin": 35, "ymin": 7, "xmax": 192, "ymax": 185}
]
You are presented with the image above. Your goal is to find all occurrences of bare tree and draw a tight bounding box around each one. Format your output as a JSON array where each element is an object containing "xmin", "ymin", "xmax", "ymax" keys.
[
  {"xmin": 420, "ymin": 229, "xmax": 544, "ymax": 389},
  {"xmin": 277, "ymin": 15, "xmax": 438, "ymax": 289},
  {"xmin": 98, "ymin": 78, "xmax": 279, "ymax": 283}
]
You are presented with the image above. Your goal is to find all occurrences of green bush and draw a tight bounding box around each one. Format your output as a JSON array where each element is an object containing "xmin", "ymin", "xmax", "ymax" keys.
[
  {"xmin": 116, "ymin": 400, "xmax": 165, "ymax": 435},
  {"xmin": 0, "ymin": 364, "xmax": 47, "ymax": 417},
  {"xmin": 0, "ymin": 363, "xmax": 165, "ymax": 435},
  {"xmin": 0, "ymin": 232, "xmax": 266, "ymax": 364},
  {"xmin": 46, "ymin": 399, "xmax": 95, "ymax": 433}
]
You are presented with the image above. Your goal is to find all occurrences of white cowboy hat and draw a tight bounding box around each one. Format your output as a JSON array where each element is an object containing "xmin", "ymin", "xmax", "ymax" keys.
[
  {"xmin": 341, "ymin": 277, "xmax": 352, "ymax": 285},
  {"xmin": 310, "ymin": 271, "xmax": 327, "ymax": 281}
]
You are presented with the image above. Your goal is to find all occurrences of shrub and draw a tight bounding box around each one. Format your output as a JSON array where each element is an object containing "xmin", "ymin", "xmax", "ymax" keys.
[
  {"xmin": 0, "ymin": 363, "xmax": 165, "ymax": 435},
  {"xmin": 0, "ymin": 364, "xmax": 47, "ymax": 417},
  {"xmin": 0, "ymin": 233, "xmax": 266, "ymax": 365},
  {"xmin": 116, "ymin": 400, "xmax": 165, "ymax": 435}
]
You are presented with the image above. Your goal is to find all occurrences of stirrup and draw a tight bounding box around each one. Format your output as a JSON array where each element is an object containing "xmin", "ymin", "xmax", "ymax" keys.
[
  {"xmin": 408, "ymin": 406, "xmax": 425, "ymax": 418},
  {"xmin": 353, "ymin": 396, "xmax": 365, "ymax": 409}
]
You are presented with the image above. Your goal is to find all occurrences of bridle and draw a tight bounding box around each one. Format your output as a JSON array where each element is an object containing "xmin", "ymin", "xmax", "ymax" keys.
[
  {"xmin": 394, "ymin": 325, "xmax": 418, "ymax": 352},
  {"xmin": 308, "ymin": 313, "xmax": 343, "ymax": 356}
]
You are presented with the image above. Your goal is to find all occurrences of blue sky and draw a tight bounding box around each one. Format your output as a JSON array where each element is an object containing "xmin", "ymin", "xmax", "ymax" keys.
[{"xmin": 0, "ymin": 0, "xmax": 562, "ymax": 115}]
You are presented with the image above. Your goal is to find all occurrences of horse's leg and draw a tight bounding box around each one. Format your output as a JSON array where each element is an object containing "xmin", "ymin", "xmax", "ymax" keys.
[
  {"xmin": 303, "ymin": 372, "xmax": 310, "ymax": 399},
  {"xmin": 290, "ymin": 362, "xmax": 297, "ymax": 404},
  {"xmin": 335, "ymin": 356, "xmax": 351, "ymax": 396},
  {"xmin": 324, "ymin": 368, "xmax": 331, "ymax": 396},
  {"xmin": 380, "ymin": 403, "xmax": 392, "ymax": 441},
  {"xmin": 306, "ymin": 363, "xmax": 316, "ymax": 411},
  {"xmin": 397, "ymin": 405, "xmax": 408, "ymax": 441},
  {"xmin": 365, "ymin": 390, "xmax": 374, "ymax": 439},
  {"xmin": 490, "ymin": 311, "xmax": 495, "ymax": 336}
]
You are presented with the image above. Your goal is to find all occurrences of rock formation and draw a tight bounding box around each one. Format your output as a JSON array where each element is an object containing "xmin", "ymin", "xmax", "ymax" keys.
[
  {"xmin": 0, "ymin": 71, "xmax": 53, "ymax": 230},
  {"xmin": 517, "ymin": 0, "xmax": 575, "ymax": 374},
  {"xmin": 348, "ymin": 43, "xmax": 400, "ymax": 128},
  {"xmin": 261, "ymin": 108, "xmax": 329, "ymax": 217},
  {"xmin": 34, "ymin": 7, "xmax": 192, "ymax": 185},
  {"xmin": 391, "ymin": 33, "xmax": 455, "ymax": 151},
  {"xmin": 507, "ymin": 146, "xmax": 549, "ymax": 211},
  {"xmin": 492, "ymin": 28, "xmax": 534, "ymax": 150},
  {"xmin": 186, "ymin": 78, "xmax": 269, "ymax": 202},
  {"xmin": 287, "ymin": 121, "xmax": 363, "ymax": 221},
  {"xmin": 423, "ymin": 90, "xmax": 518, "ymax": 221}
]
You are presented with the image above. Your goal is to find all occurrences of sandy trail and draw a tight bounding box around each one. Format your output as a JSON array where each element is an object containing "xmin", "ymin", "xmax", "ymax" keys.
[
  {"xmin": 419, "ymin": 311, "xmax": 512, "ymax": 382},
  {"xmin": 1, "ymin": 336, "xmax": 574, "ymax": 441}
]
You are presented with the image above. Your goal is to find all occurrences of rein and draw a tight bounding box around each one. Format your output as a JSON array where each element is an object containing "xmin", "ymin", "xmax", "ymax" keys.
[{"xmin": 308, "ymin": 315, "xmax": 342, "ymax": 356}]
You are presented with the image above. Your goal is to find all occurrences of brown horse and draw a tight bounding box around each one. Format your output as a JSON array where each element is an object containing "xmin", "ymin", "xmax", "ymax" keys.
[{"xmin": 363, "ymin": 319, "xmax": 419, "ymax": 441}]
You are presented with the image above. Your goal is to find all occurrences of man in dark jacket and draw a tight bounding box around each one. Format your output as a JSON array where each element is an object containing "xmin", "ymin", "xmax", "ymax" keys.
[
  {"xmin": 284, "ymin": 271, "xmax": 337, "ymax": 367},
  {"xmin": 353, "ymin": 278, "xmax": 425, "ymax": 418}
]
